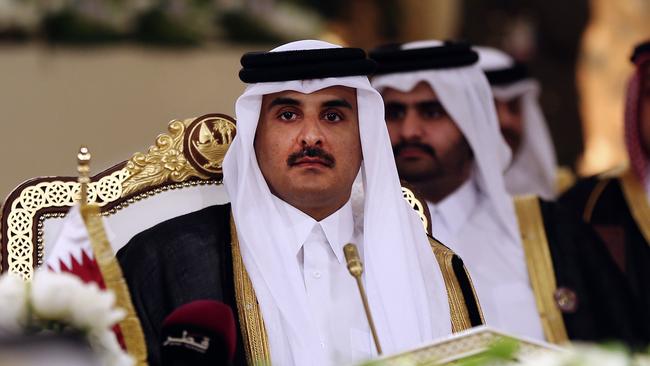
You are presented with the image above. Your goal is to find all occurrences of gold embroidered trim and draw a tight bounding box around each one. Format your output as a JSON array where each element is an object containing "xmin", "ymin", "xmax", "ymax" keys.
[
  {"xmin": 428, "ymin": 237, "xmax": 483, "ymax": 333},
  {"xmin": 555, "ymin": 166, "xmax": 576, "ymax": 196},
  {"xmin": 514, "ymin": 196, "xmax": 568, "ymax": 344},
  {"xmin": 80, "ymin": 204, "xmax": 148, "ymax": 366},
  {"xmin": 462, "ymin": 262, "xmax": 484, "ymax": 324},
  {"xmin": 230, "ymin": 216, "xmax": 271, "ymax": 365},
  {"xmin": 583, "ymin": 179, "xmax": 611, "ymax": 223},
  {"xmin": 620, "ymin": 168, "xmax": 650, "ymax": 246}
]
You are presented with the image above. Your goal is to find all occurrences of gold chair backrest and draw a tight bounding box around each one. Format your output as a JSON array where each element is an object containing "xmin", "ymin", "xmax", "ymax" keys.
[
  {"xmin": 0, "ymin": 114, "xmax": 237, "ymax": 280},
  {"xmin": 402, "ymin": 185, "xmax": 432, "ymax": 237}
]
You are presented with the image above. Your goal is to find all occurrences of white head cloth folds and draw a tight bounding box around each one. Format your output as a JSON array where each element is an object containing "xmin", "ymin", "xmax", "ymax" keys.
[
  {"xmin": 223, "ymin": 40, "xmax": 451, "ymax": 366},
  {"xmin": 475, "ymin": 46, "xmax": 558, "ymax": 199},
  {"xmin": 371, "ymin": 40, "xmax": 520, "ymax": 242}
]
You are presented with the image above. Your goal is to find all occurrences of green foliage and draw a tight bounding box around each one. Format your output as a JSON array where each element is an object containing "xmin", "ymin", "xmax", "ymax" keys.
[
  {"xmin": 1, "ymin": 0, "xmax": 324, "ymax": 47},
  {"xmin": 42, "ymin": 10, "xmax": 124, "ymax": 44},
  {"xmin": 456, "ymin": 338, "xmax": 520, "ymax": 366},
  {"xmin": 0, "ymin": 27, "xmax": 30, "ymax": 42},
  {"xmin": 219, "ymin": 10, "xmax": 286, "ymax": 45},
  {"xmin": 134, "ymin": 8, "xmax": 201, "ymax": 47}
]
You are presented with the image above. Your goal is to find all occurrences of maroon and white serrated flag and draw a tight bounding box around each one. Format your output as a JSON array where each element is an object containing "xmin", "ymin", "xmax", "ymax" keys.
[
  {"xmin": 46, "ymin": 204, "xmax": 107, "ymax": 287},
  {"xmin": 45, "ymin": 204, "xmax": 127, "ymax": 349}
]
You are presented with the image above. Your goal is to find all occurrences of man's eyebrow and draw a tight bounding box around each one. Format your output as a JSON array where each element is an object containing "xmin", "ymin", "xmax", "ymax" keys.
[
  {"xmin": 268, "ymin": 97, "xmax": 301, "ymax": 109},
  {"xmin": 415, "ymin": 100, "xmax": 445, "ymax": 109},
  {"xmin": 322, "ymin": 99, "xmax": 353, "ymax": 109},
  {"xmin": 383, "ymin": 100, "xmax": 442, "ymax": 109}
]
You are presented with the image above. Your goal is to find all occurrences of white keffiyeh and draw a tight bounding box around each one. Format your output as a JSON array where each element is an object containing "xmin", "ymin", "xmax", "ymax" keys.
[
  {"xmin": 476, "ymin": 46, "xmax": 558, "ymax": 199},
  {"xmin": 372, "ymin": 40, "xmax": 520, "ymax": 242}
]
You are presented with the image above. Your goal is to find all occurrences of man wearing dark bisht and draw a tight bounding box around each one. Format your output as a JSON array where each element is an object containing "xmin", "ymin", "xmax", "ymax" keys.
[
  {"xmin": 369, "ymin": 40, "xmax": 643, "ymax": 346},
  {"xmin": 560, "ymin": 40, "xmax": 650, "ymax": 346},
  {"xmin": 117, "ymin": 40, "xmax": 483, "ymax": 366}
]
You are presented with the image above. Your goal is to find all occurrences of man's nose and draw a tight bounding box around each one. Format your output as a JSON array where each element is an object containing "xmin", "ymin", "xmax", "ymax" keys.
[
  {"xmin": 400, "ymin": 110, "xmax": 423, "ymax": 140},
  {"xmin": 298, "ymin": 115, "xmax": 324, "ymax": 146}
]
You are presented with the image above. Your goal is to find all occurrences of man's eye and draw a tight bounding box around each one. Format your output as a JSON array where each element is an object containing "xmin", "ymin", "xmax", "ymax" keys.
[
  {"xmin": 279, "ymin": 111, "xmax": 297, "ymax": 121},
  {"xmin": 324, "ymin": 112, "xmax": 342, "ymax": 122},
  {"xmin": 420, "ymin": 107, "xmax": 445, "ymax": 119}
]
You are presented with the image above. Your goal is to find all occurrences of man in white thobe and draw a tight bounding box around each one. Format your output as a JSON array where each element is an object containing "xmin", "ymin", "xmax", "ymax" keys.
[
  {"xmin": 369, "ymin": 39, "xmax": 641, "ymax": 346},
  {"xmin": 475, "ymin": 46, "xmax": 567, "ymax": 199}
]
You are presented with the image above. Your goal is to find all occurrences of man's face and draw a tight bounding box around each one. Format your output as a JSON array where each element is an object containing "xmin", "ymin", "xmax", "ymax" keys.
[
  {"xmin": 494, "ymin": 97, "xmax": 524, "ymax": 154},
  {"xmin": 383, "ymin": 81, "xmax": 472, "ymax": 184},
  {"xmin": 255, "ymin": 86, "xmax": 362, "ymax": 215},
  {"xmin": 639, "ymin": 65, "xmax": 650, "ymax": 156}
]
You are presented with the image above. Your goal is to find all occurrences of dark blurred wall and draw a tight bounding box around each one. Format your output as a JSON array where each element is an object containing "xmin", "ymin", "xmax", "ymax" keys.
[
  {"xmin": 311, "ymin": 0, "xmax": 589, "ymax": 167},
  {"xmin": 309, "ymin": 0, "xmax": 460, "ymax": 48},
  {"xmin": 305, "ymin": 0, "xmax": 401, "ymax": 48},
  {"xmin": 460, "ymin": 0, "xmax": 590, "ymax": 168}
]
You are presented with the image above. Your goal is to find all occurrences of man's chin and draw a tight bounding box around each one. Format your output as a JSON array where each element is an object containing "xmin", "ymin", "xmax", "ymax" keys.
[
  {"xmin": 285, "ymin": 173, "xmax": 336, "ymax": 192},
  {"xmin": 281, "ymin": 185, "xmax": 338, "ymax": 207}
]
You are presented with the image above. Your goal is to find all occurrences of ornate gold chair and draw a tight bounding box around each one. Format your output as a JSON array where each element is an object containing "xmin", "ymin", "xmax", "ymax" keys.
[{"xmin": 0, "ymin": 114, "xmax": 237, "ymax": 280}]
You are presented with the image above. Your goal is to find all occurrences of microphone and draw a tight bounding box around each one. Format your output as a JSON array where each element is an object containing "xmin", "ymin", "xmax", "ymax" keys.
[
  {"xmin": 160, "ymin": 300, "xmax": 237, "ymax": 366},
  {"xmin": 343, "ymin": 243, "xmax": 383, "ymax": 355}
]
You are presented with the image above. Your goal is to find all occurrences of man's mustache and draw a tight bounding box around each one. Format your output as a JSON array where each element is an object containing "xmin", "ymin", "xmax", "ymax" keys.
[
  {"xmin": 392, "ymin": 141, "xmax": 436, "ymax": 158},
  {"xmin": 287, "ymin": 146, "xmax": 336, "ymax": 167}
]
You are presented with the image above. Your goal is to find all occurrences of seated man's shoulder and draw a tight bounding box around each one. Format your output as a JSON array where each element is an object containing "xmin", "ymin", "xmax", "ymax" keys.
[
  {"xmin": 427, "ymin": 235, "xmax": 468, "ymax": 273},
  {"xmin": 427, "ymin": 235, "xmax": 485, "ymax": 328},
  {"xmin": 427, "ymin": 235, "xmax": 453, "ymax": 256},
  {"xmin": 117, "ymin": 204, "xmax": 232, "ymax": 260},
  {"xmin": 559, "ymin": 168, "xmax": 624, "ymax": 210},
  {"xmin": 559, "ymin": 175, "xmax": 597, "ymax": 203}
]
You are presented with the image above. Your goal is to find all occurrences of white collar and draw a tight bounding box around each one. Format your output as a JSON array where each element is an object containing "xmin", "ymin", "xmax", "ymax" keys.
[
  {"xmin": 428, "ymin": 177, "xmax": 480, "ymax": 236},
  {"xmin": 273, "ymin": 195, "xmax": 353, "ymax": 264}
]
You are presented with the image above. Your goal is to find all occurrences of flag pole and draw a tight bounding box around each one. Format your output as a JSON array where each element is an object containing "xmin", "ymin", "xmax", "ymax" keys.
[
  {"xmin": 77, "ymin": 146, "xmax": 91, "ymax": 207},
  {"xmin": 76, "ymin": 147, "xmax": 149, "ymax": 366}
]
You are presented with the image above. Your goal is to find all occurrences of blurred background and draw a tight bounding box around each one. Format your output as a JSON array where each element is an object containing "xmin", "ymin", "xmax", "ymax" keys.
[{"xmin": 0, "ymin": 0, "xmax": 649, "ymax": 200}]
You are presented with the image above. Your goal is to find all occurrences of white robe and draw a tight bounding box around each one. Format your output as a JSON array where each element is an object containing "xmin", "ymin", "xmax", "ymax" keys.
[{"xmin": 428, "ymin": 175, "xmax": 545, "ymax": 341}]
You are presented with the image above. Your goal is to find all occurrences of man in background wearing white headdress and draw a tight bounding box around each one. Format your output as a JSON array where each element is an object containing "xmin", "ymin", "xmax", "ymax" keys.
[
  {"xmin": 560, "ymin": 40, "xmax": 650, "ymax": 346},
  {"xmin": 475, "ymin": 46, "xmax": 574, "ymax": 199},
  {"xmin": 370, "ymin": 40, "xmax": 641, "ymax": 346},
  {"xmin": 117, "ymin": 40, "xmax": 483, "ymax": 366}
]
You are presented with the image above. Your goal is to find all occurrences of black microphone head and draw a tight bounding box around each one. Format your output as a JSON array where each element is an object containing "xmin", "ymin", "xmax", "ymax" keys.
[{"xmin": 161, "ymin": 300, "xmax": 236, "ymax": 365}]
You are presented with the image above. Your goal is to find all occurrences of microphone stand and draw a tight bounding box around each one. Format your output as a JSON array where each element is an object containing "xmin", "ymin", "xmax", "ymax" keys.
[{"xmin": 343, "ymin": 243, "xmax": 382, "ymax": 355}]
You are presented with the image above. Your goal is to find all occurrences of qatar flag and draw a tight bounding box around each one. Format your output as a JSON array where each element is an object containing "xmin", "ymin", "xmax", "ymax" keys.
[
  {"xmin": 46, "ymin": 205, "xmax": 113, "ymax": 287},
  {"xmin": 45, "ymin": 204, "xmax": 126, "ymax": 349}
]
